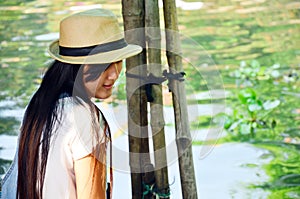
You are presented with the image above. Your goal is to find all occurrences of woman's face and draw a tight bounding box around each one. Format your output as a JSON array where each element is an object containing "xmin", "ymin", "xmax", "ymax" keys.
[{"xmin": 83, "ymin": 61, "xmax": 123, "ymax": 99}]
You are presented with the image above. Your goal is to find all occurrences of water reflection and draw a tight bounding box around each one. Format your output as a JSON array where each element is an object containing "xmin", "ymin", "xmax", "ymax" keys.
[
  {"xmin": 178, "ymin": 0, "xmax": 300, "ymax": 66},
  {"xmin": 1, "ymin": 0, "xmax": 299, "ymax": 105},
  {"xmin": 1, "ymin": 2, "xmax": 48, "ymax": 105},
  {"xmin": 0, "ymin": 0, "xmax": 116, "ymax": 105}
]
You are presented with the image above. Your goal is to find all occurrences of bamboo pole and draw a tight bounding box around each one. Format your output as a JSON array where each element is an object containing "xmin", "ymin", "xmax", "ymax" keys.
[
  {"xmin": 145, "ymin": 0, "xmax": 170, "ymax": 197},
  {"xmin": 122, "ymin": 1, "xmax": 151, "ymax": 198},
  {"xmin": 162, "ymin": 0, "xmax": 198, "ymax": 198}
]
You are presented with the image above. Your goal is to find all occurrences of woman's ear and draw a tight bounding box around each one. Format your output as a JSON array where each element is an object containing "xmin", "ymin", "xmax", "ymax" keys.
[{"xmin": 83, "ymin": 64, "xmax": 89, "ymax": 75}]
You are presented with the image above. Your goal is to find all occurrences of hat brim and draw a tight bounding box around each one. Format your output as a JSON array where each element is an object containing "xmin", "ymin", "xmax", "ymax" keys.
[{"xmin": 47, "ymin": 39, "xmax": 143, "ymax": 64}]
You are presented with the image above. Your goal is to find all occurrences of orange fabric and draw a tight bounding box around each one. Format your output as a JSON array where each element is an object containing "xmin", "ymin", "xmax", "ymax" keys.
[{"xmin": 74, "ymin": 154, "xmax": 106, "ymax": 199}]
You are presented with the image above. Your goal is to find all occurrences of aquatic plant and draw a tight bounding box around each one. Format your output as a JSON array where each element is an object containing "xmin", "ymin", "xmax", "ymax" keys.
[
  {"xmin": 230, "ymin": 60, "xmax": 281, "ymax": 87},
  {"xmin": 218, "ymin": 88, "xmax": 280, "ymax": 141},
  {"xmin": 254, "ymin": 143, "xmax": 300, "ymax": 199}
]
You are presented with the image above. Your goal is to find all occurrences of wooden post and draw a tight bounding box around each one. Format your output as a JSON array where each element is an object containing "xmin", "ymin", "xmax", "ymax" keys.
[
  {"xmin": 145, "ymin": 0, "xmax": 170, "ymax": 197},
  {"xmin": 122, "ymin": 1, "xmax": 151, "ymax": 198},
  {"xmin": 162, "ymin": 0, "xmax": 198, "ymax": 198}
]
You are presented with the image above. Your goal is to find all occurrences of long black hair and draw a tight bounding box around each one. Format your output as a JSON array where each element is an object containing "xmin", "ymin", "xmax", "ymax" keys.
[{"xmin": 17, "ymin": 60, "xmax": 87, "ymax": 199}]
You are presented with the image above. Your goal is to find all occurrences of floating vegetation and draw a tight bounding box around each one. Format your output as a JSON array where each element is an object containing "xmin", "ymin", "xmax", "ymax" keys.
[
  {"xmin": 254, "ymin": 142, "xmax": 300, "ymax": 198},
  {"xmin": 0, "ymin": 116, "xmax": 20, "ymax": 136}
]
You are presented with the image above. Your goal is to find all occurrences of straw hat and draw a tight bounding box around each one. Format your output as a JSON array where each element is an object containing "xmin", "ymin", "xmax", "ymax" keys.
[{"xmin": 48, "ymin": 9, "xmax": 142, "ymax": 64}]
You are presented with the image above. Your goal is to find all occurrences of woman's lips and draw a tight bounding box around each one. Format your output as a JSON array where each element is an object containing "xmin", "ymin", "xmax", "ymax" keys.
[{"xmin": 103, "ymin": 84, "xmax": 113, "ymax": 89}]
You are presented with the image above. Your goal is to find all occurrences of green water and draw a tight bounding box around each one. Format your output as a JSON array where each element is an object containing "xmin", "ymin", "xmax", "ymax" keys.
[
  {"xmin": 178, "ymin": 0, "xmax": 300, "ymax": 66},
  {"xmin": 0, "ymin": 0, "xmax": 299, "ymax": 197}
]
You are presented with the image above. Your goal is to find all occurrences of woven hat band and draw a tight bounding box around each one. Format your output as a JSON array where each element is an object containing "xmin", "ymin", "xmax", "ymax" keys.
[{"xmin": 59, "ymin": 38, "xmax": 128, "ymax": 57}]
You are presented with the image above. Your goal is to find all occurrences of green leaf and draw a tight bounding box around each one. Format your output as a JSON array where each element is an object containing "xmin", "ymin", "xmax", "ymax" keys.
[
  {"xmin": 214, "ymin": 113, "xmax": 232, "ymax": 129},
  {"xmin": 234, "ymin": 70, "xmax": 241, "ymax": 78},
  {"xmin": 270, "ymin": 70, "xmax": 280, "ymax": 78},
  {"xmin": 239, "ymin": 123, "xmax": 251, "ymax": 135},
  {"xmin": 263, "ymin": 100, "xmax": 280, "ymax": 110},
  {"xmin": 240, "ymin": 60, "xmax": 246, "ymax": 67},
  {"xmin": 233, "ymin": 109, "xmax": 239, "ymax": 118},
  {"xmin": 238, "ymin": 88, "xmax": 257, "ymax": 104},
  {"xmin": 257, "ymin": 67, "xmax": 266, "ymax": 76},
  {"xmin": 248, "ymin": 103, "xmax": 262, "ymax": 112},
  {"xmin": 228, "ymin": 120, "xmax": 242, "ymax": 131},
  {"xmin": 224, "ymin": 118, "xmax": 233, "ymax": 129},
  {"xmin": 244, "ymin": 68, "xmax": 252, "ymax": 76},
  {"xmin": 250, "ymin": 60, "xmax": 260, "ymax": 68},
  {"xmin": 272, "ymin": 63, "xmax": 280, "ymax": 69},
  {"xmin": 252, "ymin": 121, "xmax": 258, "ymax": 129}
]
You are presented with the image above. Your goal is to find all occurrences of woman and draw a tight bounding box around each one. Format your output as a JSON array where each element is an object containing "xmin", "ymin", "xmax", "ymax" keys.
[{"xmin": 1, "ymin": 8, "xmax": 142, "ymax": 199}]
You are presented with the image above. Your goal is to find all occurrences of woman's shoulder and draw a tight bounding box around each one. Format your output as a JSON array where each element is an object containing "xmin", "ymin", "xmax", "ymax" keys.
[
  {"xmin": 56, "ymin": 97, "xmax": 97, "ymax": 136},
  {"xmin": 57, "ymin": 97, "xmax": 94, "ymax": 120},
  {"xmin": 58, "ymin": 96, "xmax": 90, "ymax": 110}
]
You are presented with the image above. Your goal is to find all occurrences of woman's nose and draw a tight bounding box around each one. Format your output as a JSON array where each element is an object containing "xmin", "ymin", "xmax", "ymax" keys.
[{"xmin": 107, "ymin": 63, "xmax": 119, "ymax": 80}]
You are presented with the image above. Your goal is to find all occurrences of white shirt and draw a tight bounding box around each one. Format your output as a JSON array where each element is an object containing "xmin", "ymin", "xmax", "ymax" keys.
[{"xmin": 42, "ymin": 97, "xmax": 107, "ymax": 199}]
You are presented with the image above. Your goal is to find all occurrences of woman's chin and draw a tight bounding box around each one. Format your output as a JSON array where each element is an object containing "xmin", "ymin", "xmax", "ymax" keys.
[{"xmin": 95, "ymin": 92, "xmax": 112, "ymax": 100}]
